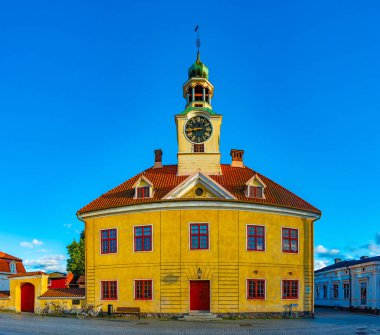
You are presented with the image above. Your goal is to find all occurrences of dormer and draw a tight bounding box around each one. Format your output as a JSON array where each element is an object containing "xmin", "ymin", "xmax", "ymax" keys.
[
  {"xmin": 133, "ymin": 175, "xmax": 154, "ymax": 199},
  {"xmin": 245, "ymin": 174, "xmax": 266, "ymax": 199},
  {"xmin": 9, "ymin": 261, "xmax": 17, "ymax": 274}
]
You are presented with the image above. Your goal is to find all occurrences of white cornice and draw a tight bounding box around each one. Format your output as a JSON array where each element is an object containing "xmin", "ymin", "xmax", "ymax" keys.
[
  {"xmin": 79, "ymin": 200, "xmax": 320, "ymax": 220},
  {"xmin": 245, "ymin": 174, "xmax": 267, "ymax": 188},
  {"xmin": 9, "ymin": 274, "xmax": 48, "ymax": 280}
]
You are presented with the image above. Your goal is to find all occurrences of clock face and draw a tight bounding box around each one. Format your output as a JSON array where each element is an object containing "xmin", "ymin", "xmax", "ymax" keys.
[{"xmin": 185, "ymin": 116, "xmax": 213, "ymax": 143}]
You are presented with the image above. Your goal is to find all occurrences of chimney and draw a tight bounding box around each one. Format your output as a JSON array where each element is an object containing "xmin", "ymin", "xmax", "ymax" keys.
[
  {"xmin": 153, "ymin": 149, "xmax": 163, "ymax": 169},
  {"xmin": 230, "ymin": 149, "xmax": 244, "ymax": 168},
  {"xmin": 360, "ymin": 256, "xmax": 369, "ymax": 260},
  {"xmin": 334, "ymin": 258, "xmax": 342, "ymax": 264}
]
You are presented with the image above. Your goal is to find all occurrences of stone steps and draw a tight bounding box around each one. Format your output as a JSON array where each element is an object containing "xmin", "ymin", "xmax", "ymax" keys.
[{"xmin": 179, "ymin": 312, "xmax": 222, "ymax": 322}]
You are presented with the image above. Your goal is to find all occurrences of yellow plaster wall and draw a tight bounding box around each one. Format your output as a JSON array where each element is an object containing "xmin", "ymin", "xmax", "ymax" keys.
[
  {"xmin": 8, "ymin": 275, "xmax": 49, "ymax": 313},
  {"xmin": 5, "ymin": 275, "xmax": 85, "ymax": 314},
  {"xmin": 85, "ymin": 208, "xmax": 314, "ymax": 315},
  {"xmin": 39, "ymin": 298, "xmax": 84, "ymax": 312}
]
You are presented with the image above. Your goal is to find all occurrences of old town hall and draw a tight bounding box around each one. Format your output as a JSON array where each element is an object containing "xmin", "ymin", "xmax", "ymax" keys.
[{"xmin": 77, "ymin": 49, "xmax": 321, "ymax": 318}]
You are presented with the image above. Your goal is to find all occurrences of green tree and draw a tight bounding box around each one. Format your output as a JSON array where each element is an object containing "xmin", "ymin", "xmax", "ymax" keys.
[{"xmin": 66, "ymin": 230, "xmax": 85, "ymax": 277}]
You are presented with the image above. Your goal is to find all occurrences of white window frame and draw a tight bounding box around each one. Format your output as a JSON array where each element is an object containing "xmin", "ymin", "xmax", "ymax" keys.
[
  {"xmin": 99, "ymin": 228, "xmax": 119, "ymax": 255},
  {"xmin": 189, "ymin": 222, "xmax": 210, "ymax": 251},
  {"xmin": 133, "ymin": 224, "xmax": 154, "ymax": 253}
]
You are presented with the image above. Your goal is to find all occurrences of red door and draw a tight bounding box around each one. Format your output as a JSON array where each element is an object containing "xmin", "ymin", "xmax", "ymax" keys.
[
  {"xmin": 21, "ymin": 283, "xmax": 35, "ymax": 312},
  {"xmin": 190, "ymin": 280, "xmax": 210, "ymax": 311}
]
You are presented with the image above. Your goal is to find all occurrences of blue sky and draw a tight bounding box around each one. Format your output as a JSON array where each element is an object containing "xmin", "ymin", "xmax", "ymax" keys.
[{"xmin": 1, "ymin": 1, "xmax": 379, "ymax": 272}]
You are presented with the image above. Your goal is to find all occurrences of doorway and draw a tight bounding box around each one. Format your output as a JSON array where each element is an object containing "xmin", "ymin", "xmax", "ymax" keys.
[
  {"xmin": 190, "ymin": 280, "xmax": 210, "ymax": 311},
  {"xmin": 21, "ymin": 283, "xmax": 35, "ymax": 312}
]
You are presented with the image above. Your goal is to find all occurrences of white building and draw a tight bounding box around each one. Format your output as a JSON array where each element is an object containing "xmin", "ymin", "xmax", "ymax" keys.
[
  {"xmin": 0, "ymin": 252, "xmax": 25, "ymax": 291},
  {"xmin": 315, "ymin": 256, "xmax": 380, "ymax": 310}
]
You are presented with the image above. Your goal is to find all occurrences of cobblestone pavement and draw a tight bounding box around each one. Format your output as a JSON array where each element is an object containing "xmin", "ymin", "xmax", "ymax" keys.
[{"xmin": 0, "ymin": 308, "xmax": 379, "ymax": 335}]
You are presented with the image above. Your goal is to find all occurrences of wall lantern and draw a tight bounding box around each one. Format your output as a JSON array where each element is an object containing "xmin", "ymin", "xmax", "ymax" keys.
[
  {"xmin": 288, "ymin": 272, "xmax": 293, "ymax": 276},
  {"xmin": 197, "ymin": 268, "xmax": 202, "ymax": 279}
]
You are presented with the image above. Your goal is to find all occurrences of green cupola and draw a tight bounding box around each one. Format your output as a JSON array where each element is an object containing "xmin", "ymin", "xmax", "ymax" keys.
[{"xmin": 188, "ymin": 51, "xmax": 209, "ymax": 79}]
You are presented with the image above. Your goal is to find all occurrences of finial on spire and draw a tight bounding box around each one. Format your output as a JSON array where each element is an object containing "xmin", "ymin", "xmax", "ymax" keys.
[{"xmin": 195, "ymin": 25, "xmax": 200, "ymax": 53}]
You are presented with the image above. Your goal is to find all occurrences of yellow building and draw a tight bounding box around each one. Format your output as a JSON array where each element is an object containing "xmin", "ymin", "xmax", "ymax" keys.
[{"xmin": 77, "ymin": 51, "xmax": 321, "ymax": 318}]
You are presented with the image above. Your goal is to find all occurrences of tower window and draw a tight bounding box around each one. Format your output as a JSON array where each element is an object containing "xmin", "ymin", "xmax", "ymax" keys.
[
  {"xmin": 205, "ymin": 87, "xmax": 210, "ymax": 102},
  {"xmin": 193, "ymin": 144, "xmax": 204, "ymax": 153},
  {"xmin": 187, "ymin": 87, "xmax": 193, "ymax": 102},
  {"xmin": 194, "ymin": 85, "xmax": 203, "ymax": 101}
]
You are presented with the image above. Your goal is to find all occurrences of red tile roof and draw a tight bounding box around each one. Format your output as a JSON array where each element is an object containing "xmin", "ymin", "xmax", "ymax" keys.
[
  {"xmin": 0, "ymin": 252, "xmax": 26, "ymax": 274},
  {"xmin": 0, "ymin": 252, "xmax": 21, "ymax": 261},
  {"xmin": 0, "ymin": 291, "xmax": 10, "ymax": 299},
  {"xmin": 77, "ymin": 275, "xmax": 85, "ymax": 284},
  {"xmin": 78, "ymin": 164, "xmax": 320, "ymax": 215},
  {"xmin": 40, "ymin": 288, "xmax": 85, "ymax": 298}
]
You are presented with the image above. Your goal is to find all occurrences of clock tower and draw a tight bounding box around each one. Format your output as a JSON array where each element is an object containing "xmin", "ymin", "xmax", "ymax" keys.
[{"xmin": 176, "ymin": 51, "xmax": 222, "ymax": 176}]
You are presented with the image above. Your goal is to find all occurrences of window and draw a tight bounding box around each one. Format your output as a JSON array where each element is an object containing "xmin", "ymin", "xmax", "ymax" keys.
[
  {"xmin": 248, "ymin": 186, "xmax": 263, "ymax": 198},
  {"xmin": 323, "ymin": 284, "xmax": 328, "ymax": 298},
  {"xmin": 135, "ymin": 280, "xmax": 152, "ymax": 300},
  {"xmin": 187, "ymin": 87, "xmax": 193, "ymax": 102},
  {"xmin": 282, "ymin": 280, "xmax": 298, "ymax": 299},
  {"xmin": 316, "ymin": 285, "xmax": 320, "ymax": 298},
  {"xmin": 247, "ymin": 279, "xmax": 265, "ymax": 299},
  {"xmin": 333, "ymin": 283, "xmax": 339, "ymax": 299},
  {"xmin": 72, "ymin": 299, "xmax": 80, "ymax": 305},
  {"xmin": 136, "ymin": 186, "xmax": 150, "ymax": 199},
  {"xmin": 9, "ymin": 262, "xmax": 16, "ymax": 274},
  {"xmin": 190, "ymin": 223, "xmax": 209, "ymax": 249},
  {"xmin": 282, "ymin": 228, "xmax": 298, "ymax": 253},
  {"xmin": 343, "ymin": 283, "xmax": 350, "ymax": 299},
  {"xmin": 247, "ymin": 225, "xmax": 265, "ymax": 251},
  {"xmin": 193, "ymin": 143, "xmax": 204, "ymax": 153},
  {"xmin": 134, "ymin": 225, "xmax": 152, "ymax": 251},
  {"xmin": 101, "ymin": 229, "xmax": 117, "ymax": 254},
  {"xmin": 194, "ymin": 85, "xmax": 203, "ymax": 101},
  {"xmin": 360, "ymin": 282, "xmax": 367, "ymax": 305},
  {"xmin": 101, "ymin": 281, "xmax": 117, "ymax": 300}
]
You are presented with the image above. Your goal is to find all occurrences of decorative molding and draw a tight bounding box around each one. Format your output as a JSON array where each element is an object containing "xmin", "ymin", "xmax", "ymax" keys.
[
  {"xmin": 79, "ymin": 200, "xmax": 320, "ymax": 220},
  {"xmin": 163, "ymin": 171, "xmax": 236, "ymax": 200}
]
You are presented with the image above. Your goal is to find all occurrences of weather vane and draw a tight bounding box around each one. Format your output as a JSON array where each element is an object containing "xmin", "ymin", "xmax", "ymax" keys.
[{"xmin": 195, "ymin": 25, "xmax": 200, "ymax": 51}]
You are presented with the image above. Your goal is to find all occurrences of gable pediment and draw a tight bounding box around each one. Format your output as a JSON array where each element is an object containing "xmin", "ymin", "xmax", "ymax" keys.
[{"xmin": 163, "ymin": 171, "xmax": 236, "ymax": 200}]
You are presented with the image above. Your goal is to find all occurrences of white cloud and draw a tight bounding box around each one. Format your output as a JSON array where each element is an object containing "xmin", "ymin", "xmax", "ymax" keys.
[
  {"xmin": 315, "ymin": 245, "xmax": 340, "ymax": 257},
  {"xmin": 314, "ymin": 259, "xmax": 329, "ymax": 270},
  {"xmin": 20, "ymin": 239, "xmax": 43, "ymax": 248},
  {"xmin": 24, "ymin": 254, "xmax": 66, "ymax": 273},
  {"xmin": 315, "ymin": 245, "xmax": 327, "ymax": 253},
  {"xmin": 63, "ymin": 223, "xmax": 72, "ymax": 228}
]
